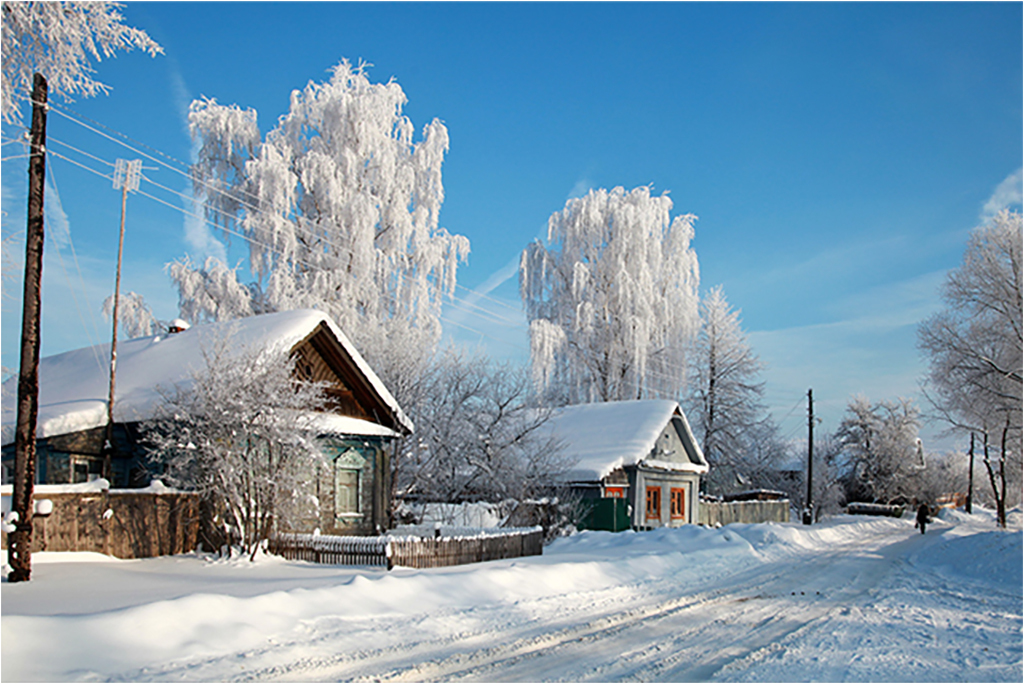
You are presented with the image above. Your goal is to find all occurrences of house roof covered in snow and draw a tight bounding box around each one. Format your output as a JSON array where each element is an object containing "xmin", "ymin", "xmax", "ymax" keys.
[
  {"xmin": 1, "ymin": 309, "xmax": 412, "ymax": 446},
  {"xmin": 542, "ymin": 400, "xmax": 708, "ymax": 482}
]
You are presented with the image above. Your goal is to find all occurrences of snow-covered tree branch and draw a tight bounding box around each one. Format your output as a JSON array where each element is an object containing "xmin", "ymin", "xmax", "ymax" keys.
[
  {"xmin": 171, "ymin": 60, "xmax": 470, "ymax": 393},
  {"xmin": 918, "ymin": 209, "xmax": 1022, "ymax": 525},
  {"xmin": 143, "ymin": 338, "xmax": 328, "ymax": 559},
  {"xmin": 2, "ymin": 1, "xmax": 162, "ymax": 123},
  {"xmin": 101, "ymin": 290, "xmax": 161, "ymax": 339},
  {"xmin": 835, "ymin": 396, "xmax": 925, "ymax": 505},
  {"xmin": 395, "ymin": 348, "xmax": 571, "ymax": 507},
  {"xmin": 687, "ymin": 285, "xmax": 767, "ymax": 491}
]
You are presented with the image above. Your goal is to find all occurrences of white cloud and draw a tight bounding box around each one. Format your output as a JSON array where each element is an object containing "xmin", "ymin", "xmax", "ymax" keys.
[
  {"xmin": 980, "ymin": 168, "xmax": 1023, "ymax": 222},
  {"xmin": 182, "ymin": 189, "xmax": 227, "ymax": 264}
]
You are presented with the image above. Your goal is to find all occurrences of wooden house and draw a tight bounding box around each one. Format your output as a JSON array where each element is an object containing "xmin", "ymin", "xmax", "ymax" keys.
[
  {"xmin": 544, "ymin": 400, "xmax": 709, "ymax": 529},
  {"xmin": 1, "ymin": 309, "xmax": 412, "ymax": 536}
]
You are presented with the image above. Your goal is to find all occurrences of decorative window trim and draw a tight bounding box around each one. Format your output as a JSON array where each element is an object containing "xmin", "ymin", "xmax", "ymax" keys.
[
  {"xmin": 334, "ymin": 448, "xmax": 366, "ymax": 519},
  {"xmin": 646, "ymin": 486, "xmax": 661, "ymax": 521},
  {"xmin": 670, "ymin": 487, "xmax": 686, "ymax": 520}
]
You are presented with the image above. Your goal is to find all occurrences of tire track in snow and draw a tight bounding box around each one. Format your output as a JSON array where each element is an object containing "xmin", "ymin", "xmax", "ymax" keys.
[{"xmin": 362, "ymin": 526, "xmax": 928, "ymax": 682}]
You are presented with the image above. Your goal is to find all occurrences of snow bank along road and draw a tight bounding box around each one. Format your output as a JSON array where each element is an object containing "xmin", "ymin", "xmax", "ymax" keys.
[{"xmin": 2, "ymin": 509, "xmax": 1021, "ymax": 682}]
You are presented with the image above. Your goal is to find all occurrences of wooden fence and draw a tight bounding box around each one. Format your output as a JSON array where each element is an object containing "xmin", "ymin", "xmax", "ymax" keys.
[
  {"xmin": 699, "ymin": 499, "xmax": 791, "ymax": 526},
  {"xmin": 1, "ymin": 489, "xmax": 199, "ymax": 559},
  {"xmin": 269, "ymin": 527, "xmax": 544, "ymax": 570}
]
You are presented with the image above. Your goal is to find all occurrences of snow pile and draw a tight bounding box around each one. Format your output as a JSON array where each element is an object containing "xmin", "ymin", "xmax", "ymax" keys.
[
  {"xmin": 2, "ymin": 510, "xmax": 1020, "ymax": 682},
  {"xmin": 400, "ymin": 500, "xmax": 512, "ymax": 528}
]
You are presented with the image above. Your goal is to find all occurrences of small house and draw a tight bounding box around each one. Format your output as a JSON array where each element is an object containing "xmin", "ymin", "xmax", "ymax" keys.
[
  {"xmin": 544, "ymin": 400, "xmax": 708, "ymax": 530},
  {"xmin": 1, "ymin": 309, "xmax": 412, "ymax": 536}
]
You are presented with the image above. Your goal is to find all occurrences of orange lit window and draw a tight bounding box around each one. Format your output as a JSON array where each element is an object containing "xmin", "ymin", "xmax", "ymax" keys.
[
  {"xmin": 605, "ymin": 486, "xmax": 625, "ymax": 498},
  {"xmin": 670, "ymin": 488, "xmax": 686, "ymax": 520},
  {"xmin": 646, "ymin": 486, "xmax": 661, "ymax": 521}
]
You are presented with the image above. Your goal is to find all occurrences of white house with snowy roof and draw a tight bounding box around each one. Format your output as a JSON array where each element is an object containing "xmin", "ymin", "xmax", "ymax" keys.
[
  {"xmin": 543, "ymin": 400, "xmax": 708, "ymax": 529},
  {"xmin": 1, "ymin": 309, "xmax": 412, "ymax": 536}
]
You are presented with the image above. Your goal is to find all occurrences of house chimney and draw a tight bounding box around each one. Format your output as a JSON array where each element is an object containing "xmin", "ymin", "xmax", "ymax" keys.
[{"xmin": 167, "ymin": 319, "xmax": 191, "ymax": 334}]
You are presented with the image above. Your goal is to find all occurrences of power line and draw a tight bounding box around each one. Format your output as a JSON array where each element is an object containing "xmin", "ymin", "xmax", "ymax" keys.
[
  {"xmin": 42, "ymin": 110, "xmax": 715, "ymax": 387},
  {"xmin": 44, "ymin": 162, "xmax": 106, "ymax": 374}
]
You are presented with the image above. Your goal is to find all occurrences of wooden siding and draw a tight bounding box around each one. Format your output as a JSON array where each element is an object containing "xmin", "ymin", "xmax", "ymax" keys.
[{"xmin": 294, "ymin": 322, "xmax": 406, "ymax": 434}]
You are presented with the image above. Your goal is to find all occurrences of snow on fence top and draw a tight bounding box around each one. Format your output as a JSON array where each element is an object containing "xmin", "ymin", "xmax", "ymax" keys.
[
  {"xmin": 1, "ymin": 309, "xmax": 412, "ymax": 445},
  {"xmin": 276, "ymin": 526, "xmax": 543, "ymax": 545},
  {"xmin": 0, "ymin": 478, "xmax": 188, "ymax": 497}
]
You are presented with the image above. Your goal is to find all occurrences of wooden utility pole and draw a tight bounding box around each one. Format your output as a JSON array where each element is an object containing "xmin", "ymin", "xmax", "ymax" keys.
[
  {"xmin": 103, "ymin": 158, "xmax": 141, "ymax": 480},
  {"xmin": 9, "ymin": 74, "xmax": 48, "ymax": 583},
  {"xmin": 803, "ymin": 388, "xmax": 814, "ymax": 525},
  {"xmin": 966, "ymin": 432, "xmax": 974, "ymax": 514}
]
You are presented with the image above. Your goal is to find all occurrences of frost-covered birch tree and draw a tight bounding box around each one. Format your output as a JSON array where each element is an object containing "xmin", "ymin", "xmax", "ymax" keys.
[
  {"xmin": 172, "ymin": 60, "xmax": 469, "ymax": 390},
  {"xmin": 101, "ymin": 291, "xmax": 161, "ymax": 338},
  {"xmin": 687, "ymin": 285, "xmax": 767, "ymax": 491},
  {"xmin": 520, "ymin": 186, "xmax": 700, "ymax": 404},
  {"xmin": 835, "ymin": 396, "xmax": 924, "ymax": 504},
  {"xmin": 918, "ymin": 210, "xmax": 1022, "ymax": 525},
  {"xmin": 144, "ymin": 340, "xmax": 328, "ymax": 559},
  {"xmin": 2, "ymin": 1, "xmax": 162, "ymax": 122}
]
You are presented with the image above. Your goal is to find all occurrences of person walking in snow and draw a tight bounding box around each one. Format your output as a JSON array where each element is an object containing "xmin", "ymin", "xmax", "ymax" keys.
[{"xmin": 915, "ymin": 503, "xmax": 929, "ymax": 534}]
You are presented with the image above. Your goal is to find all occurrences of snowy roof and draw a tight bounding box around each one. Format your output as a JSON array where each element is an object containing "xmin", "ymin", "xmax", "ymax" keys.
[
  {"xmin": 542, "ymin": 400, "xmax": 708, "ymax": 482},
  {"xmin": 1, "ymin": 309, "xmax": 412, "ymax": 446}
]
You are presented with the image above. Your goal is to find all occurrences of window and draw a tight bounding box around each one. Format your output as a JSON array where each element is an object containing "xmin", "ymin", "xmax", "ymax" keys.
[
  {"xmin": 605, "ymin": 486, "xmax": 625, "ymax": 498},
  {"xmin": 335, "ymin": 468, "xmax": 360, "ymax": 515},
  {"xmin": 670, "ymin": 488, "xmax": 686, "ymax": 520},
  {"xmin": 646, "ymin": 486, "xmax": 661, "ymax": 521},
  {"xmin": 333, "ymin": 448, "xmax": 367, "ymax": 518}
]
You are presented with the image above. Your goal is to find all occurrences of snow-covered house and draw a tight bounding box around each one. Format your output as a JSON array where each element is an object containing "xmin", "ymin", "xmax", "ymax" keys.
[
  {"xmin": 545, "ymin": 400, "xmax": 709, "ymax": 529},
  {"xmin": 1, "ymin": 309, "xmax": 412, "ymax": 535}
]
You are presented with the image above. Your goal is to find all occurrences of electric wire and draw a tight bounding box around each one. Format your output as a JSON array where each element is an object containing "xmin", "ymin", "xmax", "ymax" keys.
[
  {"xmin": 44, "ymin": 162, "xmax": 106, "ymax": 373},
  {"xmin": 42, "ymin": 108, "xmax": 722, "ymax": 394}
]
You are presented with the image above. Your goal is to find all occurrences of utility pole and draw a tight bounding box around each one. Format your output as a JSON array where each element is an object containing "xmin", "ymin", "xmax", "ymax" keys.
[
  {"xmin": 803, "ymin": 388, "xmax": 814, "ymax": 525},
  {"xmin": 965, "ymin": 432, "xmax": 974, "ymax": 514},
  {"xmin": 103, "ymin": 158, "xmax": 142, "ymax": 481},
  {"xmin": 9, "ymin": 74, "xmax": 48, "ymax": 583}
]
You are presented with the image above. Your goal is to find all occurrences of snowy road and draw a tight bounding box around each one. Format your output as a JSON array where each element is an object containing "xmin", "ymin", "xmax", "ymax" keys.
[{"xmin": 3, "ymin": 510, "xmax": 1021, "ymax": 682}]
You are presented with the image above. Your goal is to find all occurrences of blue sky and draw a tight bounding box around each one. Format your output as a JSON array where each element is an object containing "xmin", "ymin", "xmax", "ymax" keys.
[{"xmin": 2, "ymin": 1, "xmax": 1021, "ymax": 449}]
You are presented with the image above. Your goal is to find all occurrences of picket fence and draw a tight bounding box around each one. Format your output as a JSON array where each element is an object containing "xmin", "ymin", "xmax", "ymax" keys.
[{"xmin": 269, "ymin": 527, "xmax": 544, "ymax": 570}]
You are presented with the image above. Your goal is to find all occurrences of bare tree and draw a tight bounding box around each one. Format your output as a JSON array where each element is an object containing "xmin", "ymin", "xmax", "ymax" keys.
[
  {"xmin": 687, "ymin": 285, "xmax": 767, "ymax": 492},
  {"xmin": 396, "ymin": 348, "xmax": 570, "ymax": 506},
  {"xmin": 918, "ymin": 210, "xmax": 1022, "ymax": 525},
  {"xmin": 776, "ymin": 435, "xmax": 846, "ymax": 522},
  {"xmin": 835, "ymin": 396, "xmax": 924, "ymax": 504},
  {"xmin": 144, "ymin": 338, "xmax": 328, "ymax": 559},
  {"xmin": 2, "ymin": 1, "xmax": 162, "ymax": 123}
]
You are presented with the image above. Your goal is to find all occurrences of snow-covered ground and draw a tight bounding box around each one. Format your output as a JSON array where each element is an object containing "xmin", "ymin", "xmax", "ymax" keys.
[{"xmin": 2, "ymin": 508, "xmax": 1020, "ymax": 682}]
